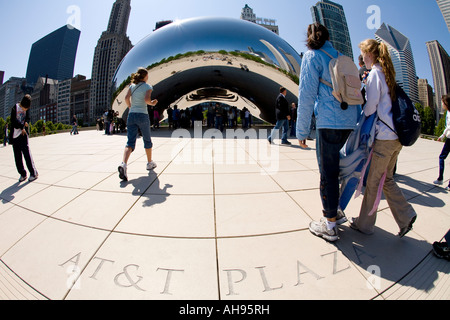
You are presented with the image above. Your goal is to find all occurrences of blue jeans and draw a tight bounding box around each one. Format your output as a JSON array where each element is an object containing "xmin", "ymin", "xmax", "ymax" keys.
[
  {"xmin": 316, "ymin": 129, "xmax": 352, "ymax": 219},
  {"xmin": 127, "ymin": 112, "xmax": 153, "ymax": 150},
  {"xmin": 438, "ymin": 139, "xmax": 450, "ymax": 183},
  {"xmin": 269, "ymin": 119, "xmax": 289, "ymax": 143}
]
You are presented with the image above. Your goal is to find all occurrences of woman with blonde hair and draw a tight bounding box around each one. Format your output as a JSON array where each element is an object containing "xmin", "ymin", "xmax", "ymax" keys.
[
  {"xmin": 118, "ymin": 67, "xmax": 158, "ymax": 181},
  {"xmin": 350, "ymin": 39, "xmax": 417, "ymax": 237}
]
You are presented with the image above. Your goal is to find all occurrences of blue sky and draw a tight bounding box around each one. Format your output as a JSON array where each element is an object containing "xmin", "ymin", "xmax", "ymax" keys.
[{"xmin": 0, "ymin": 0, "xmax": 449, "ymax": 90}]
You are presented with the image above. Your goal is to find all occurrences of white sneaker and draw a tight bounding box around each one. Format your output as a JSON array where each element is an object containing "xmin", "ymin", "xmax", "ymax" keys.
[
  {"xmin": 309, "ymin": 217, "xmax": 339, "ymax": 242},
  {"xmin": 118, "ymin": 163, "xmax": 128, "ymax": 181},
  {"xmin": 434, "ymin": 179, "xmax": 443, "ymax": 185},
  {"xmin": 147, "ymin": 161, "xmax": 157, "ymax": 171},
  {"xmin": 28, "ymin": 175, "xmax": 38, "ymax": 182}
]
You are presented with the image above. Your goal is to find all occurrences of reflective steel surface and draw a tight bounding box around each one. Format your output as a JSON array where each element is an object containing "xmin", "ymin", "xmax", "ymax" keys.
[{"xmin": 112, "ymin": 17, "xmax": 302, "ymax": 124}]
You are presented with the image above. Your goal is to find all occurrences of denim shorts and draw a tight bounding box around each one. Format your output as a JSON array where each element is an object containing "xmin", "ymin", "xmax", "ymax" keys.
[{"xmin": 126, "ymin": 112, "xmax": 153, "ymax": 150}]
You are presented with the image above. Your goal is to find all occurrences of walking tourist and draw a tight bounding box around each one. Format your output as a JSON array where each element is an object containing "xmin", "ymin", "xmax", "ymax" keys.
[
  {"xmin": 296, "ymin": 23, "xmax": 359, "ymax": 242},
  {"xmin": 268, "ymin": 87, "xmax": 292, "ymax": 145},
  {"xmin": 349, "ymin": 39, "xmax": 417, "ymax": 238},
  {"xmin": 10, "ymin": 94, "xmax": 38, "ymax": 182},
  {"xmin": 71, "ymin": 115, "xmax": 79, "ymax": 135},
  {"xmin": 434, "ymin": 95, "xmax": 450, "ymax": 190},
  {"xmin": 118, "ymin": 68, "xmax": 158, "ymax": 182}
]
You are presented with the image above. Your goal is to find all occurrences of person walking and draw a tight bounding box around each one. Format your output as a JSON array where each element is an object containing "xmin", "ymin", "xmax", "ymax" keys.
[
  {"xmin": 268, "ymin": 87, "xmax": 292, "ymax": 145},
  {"xmin": 350, "ymin": 39, "xmax": 417, "ymax": 238},
  {"xmin": 3, "ymin": 123, "xmax": 9, "ymax": 146},
  {"xmin": 118, "ymin": 68, "xmax": 158, "ymax": 181},
  {"xmin": 70, "ymin": 115, "xmax": 79, "ymax": 135},
  {"xmin": 296, "ymin": 23, "xmax": 360, "ymax": 242},
  {"xmin": 434, "ymin": 95, "xmax": 450, "ymax": 190},
  {"xmin": 10, "ymin": 95, "xmax": 38, "ymax": 182}
]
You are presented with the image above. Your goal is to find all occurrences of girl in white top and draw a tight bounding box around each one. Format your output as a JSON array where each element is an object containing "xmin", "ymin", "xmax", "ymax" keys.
[
  {"xmin": 118, "ymin": 68, "xmax": 158, "ymax": 181},
  {"xmin": 350, "ymin": 39, "xmax": 417, "ymax": 238}
]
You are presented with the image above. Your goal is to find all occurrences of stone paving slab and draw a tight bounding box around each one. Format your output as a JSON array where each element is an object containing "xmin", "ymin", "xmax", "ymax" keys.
[{"xmin": 0, "ymin": 128, "xmax": 448, "ymax": 300}]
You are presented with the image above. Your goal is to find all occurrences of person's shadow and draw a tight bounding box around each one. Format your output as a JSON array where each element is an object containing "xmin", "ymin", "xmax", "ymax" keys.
[
  {"xmin": 335, "ymin": 224, "xmax": 446, "ymax": 297},
  {"xmin": 0, "ymin": 182, "xmax": 29, "ymax": 204},
  {"xmin": 120, "ymin": 172, "xmax": 173, "ymax": 208}
]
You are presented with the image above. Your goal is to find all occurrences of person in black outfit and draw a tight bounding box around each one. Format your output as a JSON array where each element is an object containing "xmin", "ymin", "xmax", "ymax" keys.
[
  {"xmin": 268, "ymin": 87, "xmax": 292, "ymax": 145},
  {"xmin": 10, "ymin": 94, "xmax": 38, "ymax": 182}
]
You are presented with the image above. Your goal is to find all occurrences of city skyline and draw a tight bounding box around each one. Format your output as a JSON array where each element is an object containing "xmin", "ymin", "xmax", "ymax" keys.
[{"xmin": 0, "ymin": 0, "xmax": 449, "ymax": 92}]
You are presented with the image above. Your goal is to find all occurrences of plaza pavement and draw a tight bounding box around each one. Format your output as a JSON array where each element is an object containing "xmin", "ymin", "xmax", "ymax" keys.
[{"xmin": 0, "ymin": 127, "xmax": 448, "ymax": 300}]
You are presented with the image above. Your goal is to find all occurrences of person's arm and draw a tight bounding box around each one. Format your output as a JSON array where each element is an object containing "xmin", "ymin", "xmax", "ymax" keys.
[
  {"xmin": 145, "ymin": 89, "xmax": 158, "ymax": 106},
  {"xmin": 296, "ymin": 51, "xmax": 320, "ymax": 141},
  {"xmin": 125, "ymin": 88, "xmax": 132, "ymax": 108}
]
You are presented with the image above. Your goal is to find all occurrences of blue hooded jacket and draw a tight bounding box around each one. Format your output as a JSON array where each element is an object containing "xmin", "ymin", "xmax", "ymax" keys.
[{"xmin": 296, "ymin": 41, "xmax": 360, "ymax": 141}]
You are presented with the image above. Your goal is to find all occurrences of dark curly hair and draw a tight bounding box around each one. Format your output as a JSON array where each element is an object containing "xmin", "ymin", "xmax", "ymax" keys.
[{"xmin": 306, "ymin": 22, "xmax": 330, "ymax": 50}]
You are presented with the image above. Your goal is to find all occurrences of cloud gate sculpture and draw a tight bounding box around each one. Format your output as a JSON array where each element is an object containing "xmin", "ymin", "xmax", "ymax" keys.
[{"xmin": 111, "ymin": 17, "xmax": 302, "ymax": 124}]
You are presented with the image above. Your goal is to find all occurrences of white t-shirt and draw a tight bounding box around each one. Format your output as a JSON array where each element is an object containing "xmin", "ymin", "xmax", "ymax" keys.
[
  {"xmin": 363, "ymin": 64, "xmax": 398, "ymax": 141},
  {"xmin": 130, "ymin": 82, "xmax": 153, "ymax": 114}
]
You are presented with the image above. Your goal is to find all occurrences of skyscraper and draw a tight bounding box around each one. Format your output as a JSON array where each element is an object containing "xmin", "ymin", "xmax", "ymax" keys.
[
  {"xmin": 437, "ymin": 0, "xmax": 450, "ymax": 32},
  {"xmin": 375, "ymin": 23, "xmax": 419, "ymax": 104},
  {"xmin": 311, "ymin": 0, "xmax": 353, "ymax": 60},
  {"xmin": 26, "ymin": 25, "xmax": 80, "ymax": 86},
  {"xmin": 90, "ymin": 0, "xmax": 132, "ymax": 122},
  {"xmin": 426, "ymin": 40, "xmax": 450, "ymax": 114}
]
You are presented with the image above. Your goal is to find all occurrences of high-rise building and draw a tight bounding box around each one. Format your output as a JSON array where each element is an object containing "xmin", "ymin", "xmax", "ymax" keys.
[
  {"xmin": 30, "ymin": 77, "xmax": 59, "ymax": 123},
  {"xmin": 426, "ymin": 40, "xmax": 450, "ymax": 114},
  {"xmin": 418, "ymin": 79, "xmax": 434, "ymax": 109},
  {"xmin": 240, "ymin": 4, "xmax": 279, "ymax": 35},
  {"xmin": 26, "ymin": 25, "xmax": 80, "ymax": 86},
  {"xmin": 90, "ymin": 0, "xmax": 132, "ymax": 123},
  {"xmin": 311, "ymin": 0, "xmax": 353, "ymax": 60},
  {"xmin": 437, "ymin": 0, "xmax": 450, "ymax": 32},
  {"xmin": 0, "ymin": 77, "xmax": 26, "ymax": 119},
  {"xmin": 0, "ymin": 71, "xmax": 4, "ymax": 86},
  {"xmin": 71, "ymin": 75, "xmax": 91, "ymax": 125},
  {"xmin": 375, "ymin": 23, "xmax": 419, "ymax": 104}
]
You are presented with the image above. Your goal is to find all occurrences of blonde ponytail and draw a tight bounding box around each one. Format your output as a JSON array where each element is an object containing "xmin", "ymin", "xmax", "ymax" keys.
[
  {"xmin": 377, "ymin": 42, "xmax": 397, "ymax": 101},
  {"xmin": 359, "ymin": 39, "xmax": 397, "ymax": 101},
  {"xmin": 131, "ymin": 67, "xmax": 148, "ymax": 84}
]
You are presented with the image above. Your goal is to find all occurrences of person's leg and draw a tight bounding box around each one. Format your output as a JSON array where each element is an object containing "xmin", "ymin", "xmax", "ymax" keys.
[
  {"xmin": 318, "ymin": 129, "xmax": 351, "ymax": 220},
  {"xmin": 119, "ymin": 114, "xmax": 139, "ymax": 181},
  {"xmin": 281, "ymin": 119, "xmax": 289, "ymax": 143},
  {"xmin": 310, "ymin": 129, "xmax": 351, "ymax": 241},
  {"xmin": 437, "ymin": 139, "xmax": 450, "ymax": 182},
  {"xmin": 21, "ymin": 135, "xmax": 37, "ymax": 178},
  {"xmin": 268, "ymin": 121, "xmax": 282, "ymax": 143},
  {"xmin": 138, "ymin": 114, "xmax": 156, "ymax": 170},
  {"xmin": 12, "ymin": 137, "xmax": 26, "ymax": 178},
  {"xmin": 381, "ymin": 141, "xmax": 417, "ymax": 237}
]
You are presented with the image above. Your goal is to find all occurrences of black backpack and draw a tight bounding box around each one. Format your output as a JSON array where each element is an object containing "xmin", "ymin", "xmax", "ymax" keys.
[{"xmin": 380, "ymin": 85, "xmax": 421, "ymax": 147}]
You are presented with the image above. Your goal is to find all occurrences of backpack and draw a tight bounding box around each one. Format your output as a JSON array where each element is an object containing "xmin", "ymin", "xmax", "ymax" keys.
[
  {"xmin": 379, "ymin": 85, "xmax": 421, "ymax": 147},
  {"xmin": 319, "ymin": 49, "xmax": 364, "ymax": 110}
]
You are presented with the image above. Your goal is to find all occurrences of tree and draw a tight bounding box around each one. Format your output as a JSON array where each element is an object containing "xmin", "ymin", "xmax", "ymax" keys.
[
  {"xmin": 423, "ymin": 106, "xmax": 436, "ymax": 135},
  {"xmin": 435, "ymin": 113, "xmax": 447, "ymax": 137}
]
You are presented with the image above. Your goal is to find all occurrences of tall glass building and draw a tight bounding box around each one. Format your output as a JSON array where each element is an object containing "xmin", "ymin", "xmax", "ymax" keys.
[
  {"xmin": 26, "ymin": 25, "xmax": 80, "ymax": 86},
  {"xmin": 311, "ymin": 0, "xmax": 354, "ymax": 60},
  {"xmin": 375, "ymin": 23, "xmax": 419, "ymax": 104},
  {"xmin": 437, "ymin": 0, "xmax": 450, "ymax": 32}
]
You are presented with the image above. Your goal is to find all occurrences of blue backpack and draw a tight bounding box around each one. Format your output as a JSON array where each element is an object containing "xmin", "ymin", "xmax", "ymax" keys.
[{"xmin": 380, "ymin": 85, "xmax": 421, "ymax": 147}]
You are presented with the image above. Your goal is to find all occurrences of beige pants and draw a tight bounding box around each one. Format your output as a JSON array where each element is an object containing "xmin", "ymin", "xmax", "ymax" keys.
[{"xmin": 354, "ymin": 139, "xmax": 416, "ymax": 235}]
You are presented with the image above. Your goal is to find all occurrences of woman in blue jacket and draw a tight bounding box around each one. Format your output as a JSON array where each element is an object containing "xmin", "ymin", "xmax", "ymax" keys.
[{"xmin": 296, "ymin": 23, "xmax": 359, "ymax": 242}]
